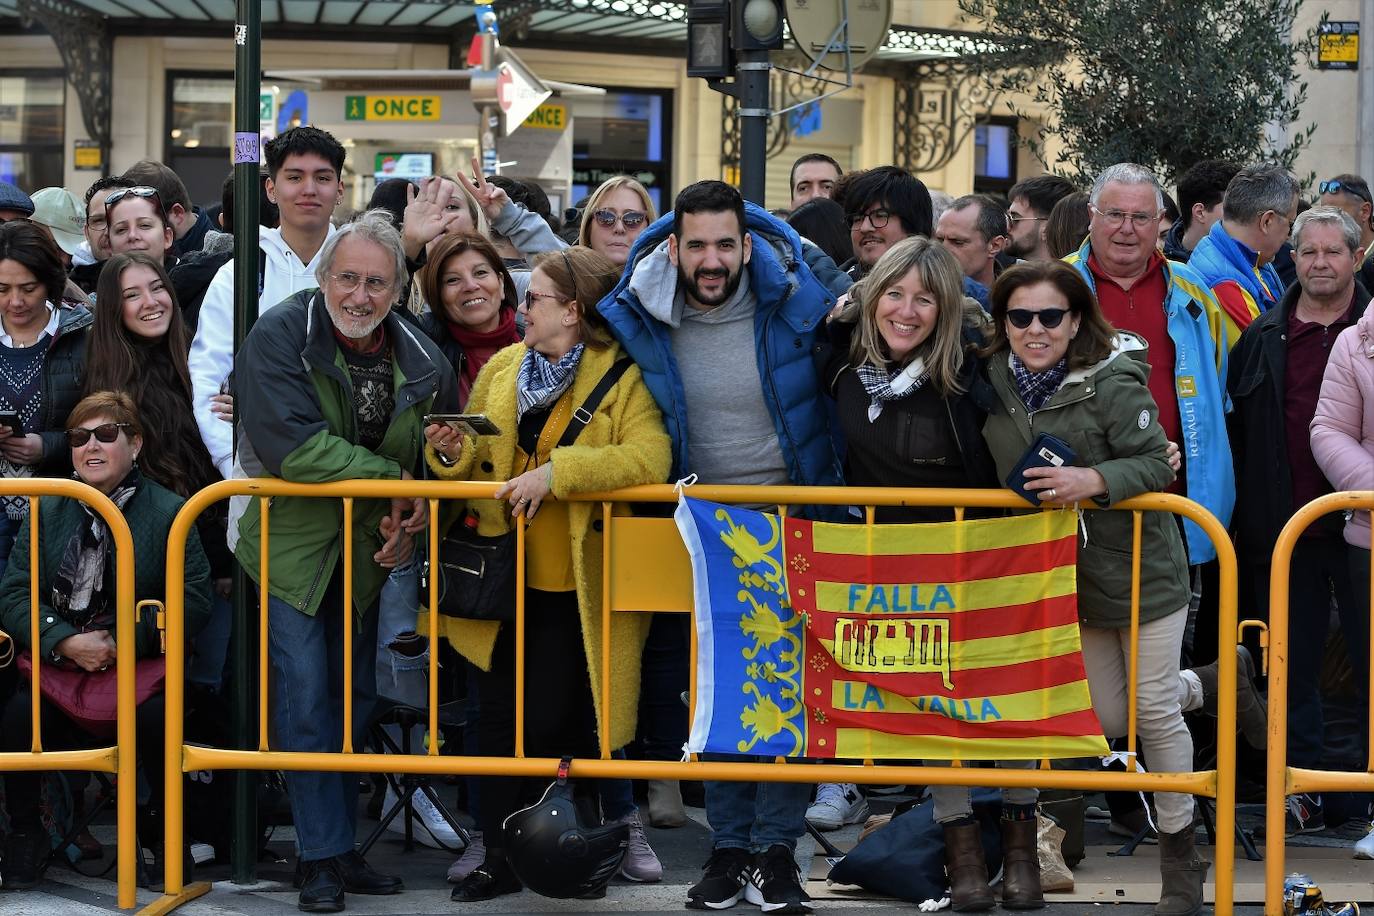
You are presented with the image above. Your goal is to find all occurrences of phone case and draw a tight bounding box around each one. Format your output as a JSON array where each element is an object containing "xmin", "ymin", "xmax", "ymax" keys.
[{"xmin": 1005, "ymin": 433, "xmax": 1078, "ymax": 506}]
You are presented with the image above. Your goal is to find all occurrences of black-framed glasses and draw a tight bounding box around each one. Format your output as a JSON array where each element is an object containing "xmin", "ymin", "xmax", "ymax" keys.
[
  {"xmin": 847, "ymin": 208, "xmax": 893, "ymax": 229},
  {"xmin": 104, "ymin": 186, "xmax": 165, "ymax": 219},
  {"xmin": 327, "ymin": 271, "xmax": 391, "ymax": 298},
  {"xmin": 66, "ymin": 422, "xmax": 130, "ymax": 448},
  {"xmin": 1006, "ymin": 307, "xmax": 1069, "ymax": 330},
  {"xmin": 1319, "ymin": 179, "xmax": 1372, "ymax": 204},
  {"xmin": 1007, "ymin": 213, "xmax": 1047, "ymax": 224},
  {"xmin": 592, "ymin": 209, "xmax": 647, "ymax": 230}
]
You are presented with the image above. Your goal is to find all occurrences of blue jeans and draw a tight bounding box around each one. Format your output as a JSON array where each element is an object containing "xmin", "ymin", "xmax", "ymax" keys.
[
  {"xmin": 267, "ymin": 571, "xmax": 379, "ymax": 861},
  {"xmin": 188, "ymin": 592, "xmax": 232, "ymax": 690},
  {"xmin": 703, "ymin": 759, "xmax": 811, "ymax": 852}
]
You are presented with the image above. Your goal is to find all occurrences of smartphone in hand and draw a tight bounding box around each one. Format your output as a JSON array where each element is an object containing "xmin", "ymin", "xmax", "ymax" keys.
[{"xmin": 424, "ymin": 413, "xmax": 501, "ymax": 437}]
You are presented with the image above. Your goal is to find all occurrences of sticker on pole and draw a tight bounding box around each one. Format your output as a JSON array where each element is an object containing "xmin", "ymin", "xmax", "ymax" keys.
[{"xmin": 233, "ymin": 132, "xmax": 261, "ymax": 165}]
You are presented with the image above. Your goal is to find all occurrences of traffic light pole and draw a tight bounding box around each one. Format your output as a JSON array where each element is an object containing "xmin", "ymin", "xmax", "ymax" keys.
[{"xmin": 736, "ymin": 51, "xmax": 770, "ymax": 205}]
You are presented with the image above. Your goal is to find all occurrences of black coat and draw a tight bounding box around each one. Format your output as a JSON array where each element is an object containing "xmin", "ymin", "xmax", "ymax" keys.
[
  {"xmin": 1226, "ymin": 280, "xmax": 1369, "ymax": 558},
  {"xmin": 34, "ymin": 305, "xmax": 92, "ymax": 476}
]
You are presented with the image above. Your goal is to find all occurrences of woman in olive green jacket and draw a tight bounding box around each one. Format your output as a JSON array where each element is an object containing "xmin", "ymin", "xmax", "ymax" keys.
[{"xmin": 979, "ymin": 261, "xmax": 1205, "ymax": 916}]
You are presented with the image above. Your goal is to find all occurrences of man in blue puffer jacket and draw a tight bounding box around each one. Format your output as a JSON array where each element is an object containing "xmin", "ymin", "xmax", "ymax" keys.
[{"xmin": 598, "ymin": 181, "xmax": 840, "ymax": 914}]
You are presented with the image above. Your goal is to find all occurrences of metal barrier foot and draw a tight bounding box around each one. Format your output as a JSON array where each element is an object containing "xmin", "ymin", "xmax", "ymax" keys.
[{"xmin": 137, "ymin": 881, "xmax": 212, "ymax": 915}]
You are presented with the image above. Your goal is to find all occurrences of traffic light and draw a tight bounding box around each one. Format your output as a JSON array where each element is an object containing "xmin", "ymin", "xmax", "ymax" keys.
[
  {"xmin": 732, "ymin": 0, "xmax": 784, "ymax": 50},
  {"xmin": 686, "ymin": 0, "xmax": 733, "ymax": 78}
]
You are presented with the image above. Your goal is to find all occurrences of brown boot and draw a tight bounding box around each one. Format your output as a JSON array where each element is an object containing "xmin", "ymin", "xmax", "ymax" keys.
[
  {"xmin": 1156, "ymin": 826, "xmax": 1208, "ymax": 916},
  {"xmin": 999, "ymin": 817, "xmax": 1045, "ymax": 909},
  {"xmin": 942, "ymin": 820, "xmax": 994, "ymax": 911}
]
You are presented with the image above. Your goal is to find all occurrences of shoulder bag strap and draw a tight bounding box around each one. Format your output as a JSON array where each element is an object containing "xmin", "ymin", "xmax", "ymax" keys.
[{"xmin": 556, "ymin": 357, "xmax": 634, "ymax": 449}]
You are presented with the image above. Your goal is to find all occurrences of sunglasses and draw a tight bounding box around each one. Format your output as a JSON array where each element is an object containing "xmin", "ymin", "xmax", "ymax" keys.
[
  {"xmin": 1319, "ymin": 179, "xmax": 1372, "ymax": 205},
  {"xmin": 104, "ymin": 186, "xmax": 165, "ymax": 218},
  {"xmin": 1006, "ymin": 307, "xmax": 1070, "ymax": 329},
  {"xmin": 592, "ymin": 209, "xmax": 647, "ymax": 230},
  {"xmin": 66, "ymin": 422, "xmax": 131, "ymax": 448}
]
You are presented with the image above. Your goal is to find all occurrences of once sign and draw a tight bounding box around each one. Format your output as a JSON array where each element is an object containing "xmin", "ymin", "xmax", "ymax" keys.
[{"xmin": 344, "ymin": 95, "xmax": 443, "ymax": 122}]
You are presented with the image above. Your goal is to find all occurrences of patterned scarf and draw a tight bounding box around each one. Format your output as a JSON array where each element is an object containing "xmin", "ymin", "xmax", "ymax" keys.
[
  {"xmin": 52, "ymin": 470, "xmax": 140, "ymax": 630},
  {"xmin": 516, "ymin": 343, "xmax": 585, "ymax": 422},
  {"xmin": 854, "ymin": 357, "xmax": 929, "ymax": 423},
  {"xmin": 1010, "ymin": 354, "xmax": 1069, "ymax": 413}
]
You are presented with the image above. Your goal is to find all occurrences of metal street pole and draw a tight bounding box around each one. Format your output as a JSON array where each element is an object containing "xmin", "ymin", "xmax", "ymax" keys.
[
  {"xmin": 736, "ymin": 49, "xmax": 770, "ymax": 205},
  {"xmin": 230, "ymin": 0, "xmax": 262, "ymax": 886}
]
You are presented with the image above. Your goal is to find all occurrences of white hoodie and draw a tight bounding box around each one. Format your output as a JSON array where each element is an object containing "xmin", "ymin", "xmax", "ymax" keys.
[{"xmin": 188, "ymin": 223, "xmax": 337, "ymax": 478}]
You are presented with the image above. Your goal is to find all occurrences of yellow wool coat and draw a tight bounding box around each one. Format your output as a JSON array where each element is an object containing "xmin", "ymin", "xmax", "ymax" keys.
[{"xmin": 426, "ymin": 340, "xmax": 671, "ymax": 750}]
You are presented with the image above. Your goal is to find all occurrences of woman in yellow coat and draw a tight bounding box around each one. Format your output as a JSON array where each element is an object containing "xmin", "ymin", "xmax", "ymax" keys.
[{"xmin": 424, "ymin": 246, "xmax": 671, "ymax": 902}]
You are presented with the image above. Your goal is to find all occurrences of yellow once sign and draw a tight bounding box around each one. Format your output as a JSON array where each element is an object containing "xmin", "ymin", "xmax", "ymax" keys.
[
  {"xmin": 522, "ymin": 103, "xmax": 567, "ymax": 130},
  {"xmin": 344, "ymin": 95, "xmax": 442, "ymax": 122}
]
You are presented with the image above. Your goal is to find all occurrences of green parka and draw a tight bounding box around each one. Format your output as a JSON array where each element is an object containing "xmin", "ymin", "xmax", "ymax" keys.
[{"xmin": 981, "ymin": 333, "xmax": 1190, "ymax": 629}]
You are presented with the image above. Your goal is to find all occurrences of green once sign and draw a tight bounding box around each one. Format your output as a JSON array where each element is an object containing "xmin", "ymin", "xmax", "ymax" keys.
[{"xmin": 260, "ymin": 92, "xmax": 273, "ymax": 121}]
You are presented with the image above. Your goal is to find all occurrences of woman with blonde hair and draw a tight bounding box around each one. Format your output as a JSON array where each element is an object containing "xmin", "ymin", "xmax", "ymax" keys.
[{"xmin": 424, "ymin": 245, "xmax": 671, "ymax": 901}]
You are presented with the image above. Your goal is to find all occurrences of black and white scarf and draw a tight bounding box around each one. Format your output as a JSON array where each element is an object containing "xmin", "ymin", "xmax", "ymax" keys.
[
  {"xmin": 52, "ymin": 471, "xmax": 140, "ymax": 630},
  {"xmin": 516, "ymin": 343, "xmax": 585, "ymax": 421},
  {"xmin": 1010, "ymin": 354, "xmax": 1068, "ymax": 413},
  {"xmin": 854, "ymin": 357, "xmax": 929, "ymax": 423}
]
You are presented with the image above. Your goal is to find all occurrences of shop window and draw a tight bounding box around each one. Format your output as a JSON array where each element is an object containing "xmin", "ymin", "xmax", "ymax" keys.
[
  {"xmin": 571, "ymin": 89, "xmax": 672, "ymax": 212},
  {"xmin": 0, "ymin": 71, "xmax": 64, "ymax": 191},
  {"xmin": 973, "ymin": 117, "xmax": 1018, "ymax": 196},
  {"xmin": 166, "ymin": 72, "xmax": 234, "ymax": 206}
]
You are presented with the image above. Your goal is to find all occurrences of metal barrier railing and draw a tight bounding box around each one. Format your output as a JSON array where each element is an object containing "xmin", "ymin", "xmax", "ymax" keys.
[
  {"xmin": 149, "ymin": 479, "xmax": 1240, "ymax": 914},
  {"xmin": 0, "ymin": 480, "xmax": 139, "ymax": 909},
  {"xmin": 1265, "ymin": 491, "xmax": 1374, "ymax": 913}
]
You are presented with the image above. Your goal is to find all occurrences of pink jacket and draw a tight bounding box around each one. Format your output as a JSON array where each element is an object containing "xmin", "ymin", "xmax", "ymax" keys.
[{"xmin": 1311, "ymin": 299, "xmax": 1374, "ymax": 548}]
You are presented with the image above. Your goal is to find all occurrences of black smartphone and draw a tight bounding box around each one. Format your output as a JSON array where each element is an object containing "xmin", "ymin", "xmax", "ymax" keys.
[
  {"xmin": 424, "ymin": 413, "xmax": 501, "ymax": 437},
  {"xmin": 0, "ymin": 412, "xmax": 22, "ymax": 436},
  {"xmin": 1005, "ymin": 433, "xmax": 1078, "ymax": 506}
]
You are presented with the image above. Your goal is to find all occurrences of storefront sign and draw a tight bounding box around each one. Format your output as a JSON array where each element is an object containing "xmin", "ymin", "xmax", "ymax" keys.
[
  {"xmin": 1319, "ymin": 21, "xmax": 1360, "ymax": 70},
  {"xmin": 259, "ymin": 91, "xmax": 274, "ymax": 122},
  {"xmin": 374, "ymin": 152, "xmax": 435, "ymax": 180},
  {"xmin": 73, "ymin": 140, "xmax": 102, "ymax": 170},
  {"xmin": 344, "ymin": 95, "xmax": 442, "ymax": 122},
  {"xmin": 522, "ymin": 103, "xmax": 567, "ymax": 131}
]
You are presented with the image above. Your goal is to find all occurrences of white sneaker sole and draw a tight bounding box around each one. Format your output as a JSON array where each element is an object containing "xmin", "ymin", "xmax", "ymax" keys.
[
  {"xmin": 805, "ymin": 801, "xmax": 870, "ymax": 831},
  {"xmin": 687, "ymin": 888, "xmax": 745, "ymax": 909},
  {"xmin": 383, "ymin": 811, "xmax": 461, "ymax": 851},
  {"xmin": 1355, "ymin": 836, "xmax": 1374, "ymax": 860},
  {"xmin": 744, "ymin": 881, "xmax": 812, "ymax": 913}
]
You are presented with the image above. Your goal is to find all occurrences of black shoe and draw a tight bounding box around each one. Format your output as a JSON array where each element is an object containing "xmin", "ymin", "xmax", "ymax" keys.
[
  {"xmin": 335, "ymin": 849, "xmax": 403, "ymax": 895},
  {"xmin": 745, "ymin": 844, "xmax": 812, "ymax": 914},
  {"xmin": 297, "ymin": 857, "xmax": 345, "ymax": 913},
  {"xmin": 686, "ymin": 846, "xmax": 751, "ymax": 910},
  {"xmin": 450, "ymin": 857, "xmax": 522, "ymax": 902},
  {"xmin": 143, "ymin": 842, "xmax": 195, "ymax": 892},
  {"xmin": 1, "ymin": 830, "xmax": 47, "ymax": 890}
]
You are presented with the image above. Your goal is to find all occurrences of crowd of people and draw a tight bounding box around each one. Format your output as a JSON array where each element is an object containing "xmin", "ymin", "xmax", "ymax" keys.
[{"xmin": 0, "ymin": 125, "xmax": 1371, "ymax": 916}]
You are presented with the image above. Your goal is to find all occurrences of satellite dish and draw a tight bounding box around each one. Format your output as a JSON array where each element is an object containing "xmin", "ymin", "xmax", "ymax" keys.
[{"xmin": 783, "ymin": 0, "xmax": 892, "ymax": 72}]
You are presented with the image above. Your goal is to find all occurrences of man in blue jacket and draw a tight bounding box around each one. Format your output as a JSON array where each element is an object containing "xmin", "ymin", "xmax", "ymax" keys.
[{"xmin": 599, "ymin": 180, "xmax": 840, "ymax": 914}]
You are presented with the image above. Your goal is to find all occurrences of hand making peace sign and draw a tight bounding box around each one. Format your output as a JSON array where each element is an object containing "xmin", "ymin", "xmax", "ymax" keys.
[{"xmin": 456, "ymin": 155, "xmax": 511, "ymax": 223}]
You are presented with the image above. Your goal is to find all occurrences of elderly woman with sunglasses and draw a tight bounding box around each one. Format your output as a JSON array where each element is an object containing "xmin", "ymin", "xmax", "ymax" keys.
[
  {"xmin": 423, "ymin": 246, "xmax": 670, "ymax": 902},
  {"xmin": 0, "ymin": 390, "xmax": 211, "ymax": 889},
  {"xmin": 978, "ymin": 260, "xmax": 1207, "ymax": 916}
]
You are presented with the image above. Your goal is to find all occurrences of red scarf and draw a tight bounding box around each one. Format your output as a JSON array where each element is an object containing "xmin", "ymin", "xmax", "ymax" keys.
[{"xmin": 446, "ymin": 307, "xmax": 521, "ymax": 403}]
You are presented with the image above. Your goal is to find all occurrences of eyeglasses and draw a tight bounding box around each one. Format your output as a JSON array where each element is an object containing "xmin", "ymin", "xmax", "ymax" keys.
[
  {"xmin": 592, "ymin": 209, "xmax": 647, "ymax": 230},
  {"xmin": 327, "ymin": 271, "xmax": 392, "ymax": 298},
  {"xmin": 104, "ymin": 186, "xmax": 165, "ymax": 219},
  {"xmin": 523, "ymin": 289, "xmax": 569, "ymax": 309},
  {"xmin": 1007, "ymin": 213, "xmax": 1047, "ymax": 224},
  {"xmin": 1319, "ymin": 179, "xmax": 1372, "ymax": 205},
  {"xmin": 1006, "ymin": 307, "xmax": 1070, "ymax": 330},
  {"xmin": 66, "ymin": 423, "xmax": 130, "ymax": 448},
  {"xmin": 1090, "ymin": 205, "xmax": 1160, "ymax": 230},
  {"xmin": 847, "ymin": 208, "xmax": 893, "ymax": 229}
]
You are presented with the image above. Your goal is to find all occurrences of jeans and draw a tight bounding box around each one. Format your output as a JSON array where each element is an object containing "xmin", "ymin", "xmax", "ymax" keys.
[
  {"xmin": 267, "ymin": 571, "xmax": 379, "ymax": 861},
  {"xmin": 1080, "ymin": 605, "xmax": 1195, "ymax": 833},
  {"xmin": 638, "ymin": 613, "xmax": 691, "ymax": 761},
  {"xmin": 703, "ymin": 761, "xmax": 811, "ymax": 852},
  {"xmin": 188, "ymin": 592, "xmax": 232, "ymax": 690},
  {"xmin": 929, "ymin": 764, "xmax": 1038, "ymax": 824}
]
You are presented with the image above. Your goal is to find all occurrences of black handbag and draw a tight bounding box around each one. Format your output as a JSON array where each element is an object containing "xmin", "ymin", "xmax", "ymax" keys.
[{"xmin": 431, "ymin": 358, "xmax": 633, "ymax": 620}]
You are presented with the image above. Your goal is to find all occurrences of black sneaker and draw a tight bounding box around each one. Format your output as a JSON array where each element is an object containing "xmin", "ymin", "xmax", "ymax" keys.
[
  {"xmin": 745, "ymin": 844, "xmax": 812, "ymax": 914},
  {"xmin": 1, "ymin": 830, "xmax": 47, "ymax": 890},
  {"xmin": 686, "ymin": 846, "xmax": 751, "ymax": 910}
]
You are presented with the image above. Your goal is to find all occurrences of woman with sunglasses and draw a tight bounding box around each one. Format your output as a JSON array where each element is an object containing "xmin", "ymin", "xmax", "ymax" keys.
[
  {"xmin": 423, "ymin": 246, "xmax": 670, "ymax": 902},
  {"xmin": 86, "ymin": 252, "xmax": 232, "ymax": 683},
  {"xmin": 820, "ymin": 236, "xmax": 1045, "ymax": 910},
  {"xmin": 0, "ymin": 220, "xmax": 94, "ymax": 575},
  {"xmin": 0, "ymin": 391, "xmax": 211, "ymax": 890},
  {"xmin": 979, "ymin": 261, "xmax": 1205, "ymax": 915}
]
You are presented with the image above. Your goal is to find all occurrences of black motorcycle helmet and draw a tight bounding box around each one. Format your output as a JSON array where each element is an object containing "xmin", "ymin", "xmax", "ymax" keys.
[{"xmin": 503, "ymin": 758, "xmax": 628, "ymax": 899}]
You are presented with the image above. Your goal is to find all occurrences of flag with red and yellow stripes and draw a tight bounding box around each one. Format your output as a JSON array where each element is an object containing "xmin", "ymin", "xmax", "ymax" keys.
[{"xmin": 675, "ymin": 496, "xmax": 1108, "ymax": 760}]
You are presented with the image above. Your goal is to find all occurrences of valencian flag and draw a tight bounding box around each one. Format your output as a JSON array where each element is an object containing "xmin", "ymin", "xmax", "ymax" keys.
[{"xmin": 675, "ymin": 497, "xmax": 1109, "ymax": 761}]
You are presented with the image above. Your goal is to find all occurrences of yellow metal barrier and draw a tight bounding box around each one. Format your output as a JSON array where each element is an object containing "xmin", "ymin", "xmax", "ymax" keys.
[
  {"xmin": 149, "ymin": 479, "xmax": 1240, "ymax": 914},
  {"xmin": 0, "ymin": 480, "xmax": 140, "ymax": 909},
  {"xmin": 1265, "ymin": 491, "xmax": 1374, "ymax": 913}
]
